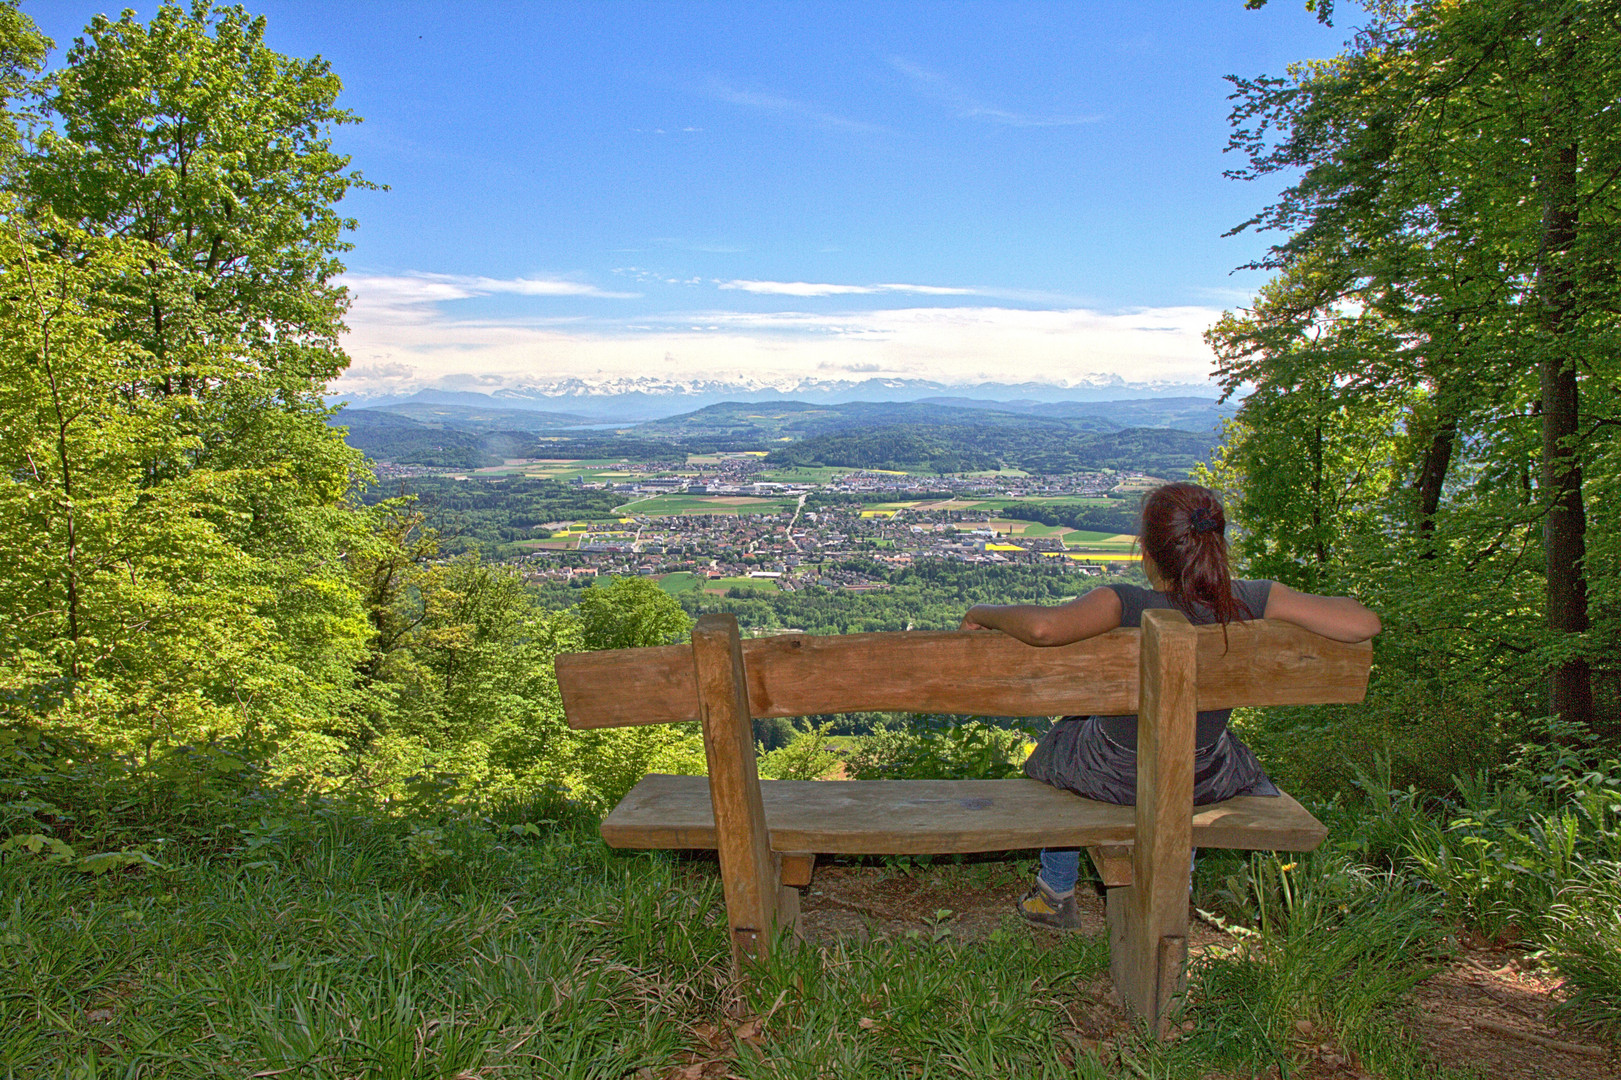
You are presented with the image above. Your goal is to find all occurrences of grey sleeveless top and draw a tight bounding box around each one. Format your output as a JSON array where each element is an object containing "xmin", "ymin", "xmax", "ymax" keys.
[{"xmin": 1096, "ymin": 579, "xmax": 1273, "ymax": 750}]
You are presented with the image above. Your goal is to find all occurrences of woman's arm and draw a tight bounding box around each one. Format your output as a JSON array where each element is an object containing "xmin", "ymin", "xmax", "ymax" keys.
[
  {"xmin": 1262, "ymin": 582, "xmax": 1381, "ymax": 643},
  {"xmin": 960, "ymin": 586, "xmax": 1123, "ymax": 647}
]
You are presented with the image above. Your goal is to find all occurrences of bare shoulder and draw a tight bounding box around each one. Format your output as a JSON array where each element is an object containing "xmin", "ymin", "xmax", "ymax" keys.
[{"xmin": 1070, "ymin": 584, "xmax": 1123, "ymax": 616}]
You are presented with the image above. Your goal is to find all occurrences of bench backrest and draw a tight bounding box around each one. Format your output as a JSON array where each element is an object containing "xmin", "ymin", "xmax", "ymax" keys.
[
  {"xmin": 555, "ymin": 611, "xmax": 1370, "ymax": 985},
  {"xmin": 556, "ymin": 617, "xmax": 1373, "ymax": 730},
  {"xmin": 554, "ymin": 611, "xmax": 1372, "ymax": 1017}
]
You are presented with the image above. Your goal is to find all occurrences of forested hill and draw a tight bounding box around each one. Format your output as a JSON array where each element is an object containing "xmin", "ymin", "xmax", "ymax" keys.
[
  {"xmin": 337, "ymin": 408, "xmax": 519, "ymax": 469},
  {"xmin": 334, "ymin": 395, "xmax": 1225, "ymax": 473},
  {"xmin": 631, "ymin": 396, "xmax": 1233, "ymax": 440},
  {"xmin": 634, "ymin": 399, "xmax": 1109, "ymax": 439},
  {"xmin": 765, "ymin": 423, "xmax": 1218, "ymax": 477}
]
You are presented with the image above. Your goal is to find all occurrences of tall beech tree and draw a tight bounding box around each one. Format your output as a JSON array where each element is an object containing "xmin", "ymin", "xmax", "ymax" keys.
[
  {"xmin": 0, "ymin": 1, "xmax": 709, "ymax": 806},
  {"xmin": 0, "ymin": 2, "xmax": 377, "ymax": 756},
  {"xmin": 18, "ymin": 3, "xmax": 374, "ymax": 592},
  {"xmin": 1217, "ymin": 0, "xmax": 1621, "ymax": 741},
  {"xmin": 23, "ymin": 0, "xmax": 367, "ymax": 395}
]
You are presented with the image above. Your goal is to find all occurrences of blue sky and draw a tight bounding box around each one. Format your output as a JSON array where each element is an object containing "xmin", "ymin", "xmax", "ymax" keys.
[{"xmin": 31, "ymin": 1, "xmax": 1349, "ymax": 397}]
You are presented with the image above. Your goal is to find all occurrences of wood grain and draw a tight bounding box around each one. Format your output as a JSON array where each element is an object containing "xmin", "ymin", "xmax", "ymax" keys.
[
  {"xmin": 1087, "ymin": 844, "xmax": 1134, "ymax": 888},
  {"xmin": 692, "ymin": 615, "xmax": 779, "ymax": 970},
  {"xmin": 556, "ymin": 642, "xmax": 694, "ymax": 730},
  {"xmin": 1110, "ymin": 609, "xmax": 1196, "ymax": 1035},
  {"xmin": 598, "ymin": 774, "xmax": 1328, "ymax": 854},
  {"xmin": 556, "ymin": 621, "xmax": 1372, "ymax": 730},
  {"xmin": 779, "ymin": 853, "xmax": 816, "ymax": 889}
]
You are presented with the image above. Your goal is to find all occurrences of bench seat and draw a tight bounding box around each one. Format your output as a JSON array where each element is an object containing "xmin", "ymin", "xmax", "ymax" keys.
[
  {"xmin": 560, "ymin": 613, "xmax": 1370, "ymax": 1033},
  {"xmin": 601, "ymin": 773, "xmax": 1328, "ymax": 855}
]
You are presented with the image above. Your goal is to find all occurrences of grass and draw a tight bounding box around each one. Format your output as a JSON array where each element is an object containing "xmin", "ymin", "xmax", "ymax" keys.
[
  {"xmin": 0, "ymin": 818, "xmax": 703, "ymax": 1079},
  {"xmin": 616, "ymin": 495, "xmax": 798, "ymax": 516},
  {"xmin": 6, "ymin": 731, "xmax": 1617, "ymax": 1078},
  {"xmin": 1065, "ymin": 530, "xmax": 1133, "ymax": 546},
  {"xmin": 658, "ymin": 571, "xmax": 703, "ymax": 595},
  {"xmin": 703, "ymin": 575, "xmax": 780, "ymax": 595},
  {"xmin": 0, "ymin": 810, "xmax": 1487, "ymax": 1080},
  {"xmin": 753, "ymin": 466, "xmax": 846, "ymax": 483},
  {"xmin": 976, "ymin": 497, "xmax": 1117, "ymax": 511}
]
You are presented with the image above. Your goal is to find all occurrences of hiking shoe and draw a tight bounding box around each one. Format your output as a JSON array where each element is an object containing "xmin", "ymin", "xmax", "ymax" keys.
[{"xmin": 1018, "ymin": 880, "xmax": 1081, "ymax": 929}]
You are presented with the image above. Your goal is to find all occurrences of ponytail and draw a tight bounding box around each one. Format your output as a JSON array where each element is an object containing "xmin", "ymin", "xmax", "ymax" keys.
[{"xmin": 1139, "ymin": 483, "xmax": 1254, "ymax": 629}]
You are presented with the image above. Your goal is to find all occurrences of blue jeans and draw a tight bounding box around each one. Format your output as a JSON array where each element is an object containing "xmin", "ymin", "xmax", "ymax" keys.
[{"xmin": 1038, "ymin": 848, "xmax": 1198, "ymax": 894}]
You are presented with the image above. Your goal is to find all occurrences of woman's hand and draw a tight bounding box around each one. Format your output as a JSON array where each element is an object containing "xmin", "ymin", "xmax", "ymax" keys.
[{"xmin": 959, "ymin": 608, "xmax": 992, "ymax": 631}]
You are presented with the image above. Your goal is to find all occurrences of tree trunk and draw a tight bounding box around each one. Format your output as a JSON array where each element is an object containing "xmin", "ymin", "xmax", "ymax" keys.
[
  {"xmin": 1536, "ymin": 136, "xmax": 1593, "ymax": 732},
  {"xmin": 1414, "ymin": 405, "xmax": 1457, "ymax": 556}
]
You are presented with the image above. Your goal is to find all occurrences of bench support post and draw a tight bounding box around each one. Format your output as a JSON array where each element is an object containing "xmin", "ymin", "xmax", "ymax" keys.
[
  {"xmin": 1107, "ymin": 609, "xmax": 1196, "ymax": 1037},
  {"xmin": 692, "ymin": 614, "xmax": 785, "ymax": 975}
]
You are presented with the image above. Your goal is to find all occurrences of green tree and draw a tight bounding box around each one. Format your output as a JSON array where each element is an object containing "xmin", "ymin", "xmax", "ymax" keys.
[
  {"xmin": 1220, "ymin": 0, "xmax": 1621, "ymax": 746},
  {"xmin": 576, "ymin": 577, "xmax": 693, "ymax": 651},
  {"xmin": 22, "ymin": 0, "xmax": 369, "ymax": 395},
  {"xmin": 0, "ymin": 2, "xmax": 378, "ymax": 764},
  {"xmin": 19, "ymin": 2, "xmax": 373, "ymax": 629},
  {"xmin": 0, "ymin": 209, "xmax": 373, "ymax": 754},
  {"xmin": 0, "ymin": 1, "xmax": 46, "ymax": 164},
  {"xmin": 568, "ymin": 577, "xmax": 702, "ymax": 808}
]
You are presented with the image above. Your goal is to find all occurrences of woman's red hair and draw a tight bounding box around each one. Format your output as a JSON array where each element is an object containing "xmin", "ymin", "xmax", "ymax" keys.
[{"xmin": 1139, "ymin": 483, "xmax": 1254, "ymax": 627}]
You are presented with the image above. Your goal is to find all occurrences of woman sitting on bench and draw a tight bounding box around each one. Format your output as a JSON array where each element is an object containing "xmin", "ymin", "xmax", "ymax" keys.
[{"xmin": 959, "ymin": 481, "xmax": 1381, "ymax": 929}]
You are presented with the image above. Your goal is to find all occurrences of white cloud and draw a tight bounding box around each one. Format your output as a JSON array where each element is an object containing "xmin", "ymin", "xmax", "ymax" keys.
[
  {"xmin": 332, "ymin": 270, "xmax": 1224, "ymax": 398},
  {"xmin": 720, "ymin": 279, "xmax": 876, "ymax": 297},
  {"xmin": 888, "ymin": 56, "xmax": 1102, "ymax": 128},
  {"xmin": 344, "ymin": 272, "xmax": 639, "ymax": 309},
  {"xmin": 718, "ymin": 279, "xmax": 979, "ymax": 297},
  {"xmin": 704, "ymin": 80, "xmax": 886, "ymax": 134},
  {"xmin": 873, "ymin": 283, "xmax": 980, "ymax": 296}
]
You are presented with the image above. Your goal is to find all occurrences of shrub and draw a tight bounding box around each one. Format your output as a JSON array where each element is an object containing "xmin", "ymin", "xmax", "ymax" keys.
[
  {"xmin": 844, "ymin": 720, "xmax": 1029, "ymax": 781},
  {"xmin": 1543, "ymin": 861, "xmax": 1621, "ymax": 1039},
  {"xmin": 758, "ymin": 722, "xmax": 839, "ymax": 780}
]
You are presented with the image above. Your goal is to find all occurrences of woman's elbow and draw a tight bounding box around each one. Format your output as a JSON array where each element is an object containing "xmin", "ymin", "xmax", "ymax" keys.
[
  {"xmin": 1340, "ymin": 604, "xmax": 1381, "ymax": 642},
  {"xmin": 1022, "ymin": 616, "xmax": 1069, "ymax": 648}
]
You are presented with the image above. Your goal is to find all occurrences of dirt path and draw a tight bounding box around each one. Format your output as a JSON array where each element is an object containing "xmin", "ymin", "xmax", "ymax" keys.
[{"xmin": 797, "ymin": 865, "xmax": 1619, "ymax": 1079}]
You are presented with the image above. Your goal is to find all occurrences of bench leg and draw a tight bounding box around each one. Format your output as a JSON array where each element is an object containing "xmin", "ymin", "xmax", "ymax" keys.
[
  {"xmin": 1109, "ymin": 610, "xmax": 1197, "ymax": 1037},
  {"xmin": 693, "ymin": 616, "xmax": 780, "ymax": 975},
  {"xmin": 776, "ymin": 876, "xmax": 803, "ymax": 941},
  {"xmin": 775, "ymin": 852, "xmax": 814, "ymax": 942},
  {"xmin": 1105, "ymin": 875, "xmax": 1189, "ymax": 1036}
]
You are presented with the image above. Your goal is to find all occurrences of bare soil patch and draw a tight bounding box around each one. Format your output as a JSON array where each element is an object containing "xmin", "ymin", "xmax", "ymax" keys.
[
  {"xmin": 1407, "ymin": 947, "xmax": 1616, "ymax": 1079},
  {"xmin": 797, "ymin": 866, "xmax": 1619, "ymax": 1079}
]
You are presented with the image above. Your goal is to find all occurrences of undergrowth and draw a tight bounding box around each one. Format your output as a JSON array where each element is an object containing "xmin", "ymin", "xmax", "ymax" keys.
[{"xmin": 2, "ymin": 719, "xmax": 1617, "ymax": 1077}]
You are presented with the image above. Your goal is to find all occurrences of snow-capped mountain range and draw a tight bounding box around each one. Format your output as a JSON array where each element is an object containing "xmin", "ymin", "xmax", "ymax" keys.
[{"xmin": 334, "ymin": 374, "xmax": 1224, "ymax": 423}]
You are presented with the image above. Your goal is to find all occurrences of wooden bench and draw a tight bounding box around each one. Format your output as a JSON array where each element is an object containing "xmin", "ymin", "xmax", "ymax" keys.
[{"xmin": 555, "ymin": 610, "xmax": 1371, "ymax": 1034}]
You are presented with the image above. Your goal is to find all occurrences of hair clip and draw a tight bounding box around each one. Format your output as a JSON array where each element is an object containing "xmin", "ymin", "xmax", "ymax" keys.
[{"xmin": 1189, "ymin": 507, "xmax": 1221, "ymax": 534}]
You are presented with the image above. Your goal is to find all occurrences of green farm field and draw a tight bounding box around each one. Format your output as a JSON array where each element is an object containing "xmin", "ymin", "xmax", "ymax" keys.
[
  {"xmin": 702, "ymin": 575, "xmax": 781, "ymax": 595},
  {"xmin": 615, "ymin": 494, "xmax": 798, "ymax": 515},
  {"xmin": 753, "ymin": 465, "xmax": 846, "ymax": 483},
  {"xmin": 470, "ymin": 458, "xmax": 639, "ymax": 480},
  {"xmin": 656, "ymin": 571, "xmax": 702, "ymax": 595},
  {"xmin": 976, "ymin": 496, "xmax": 1117, "ymax": 511}
]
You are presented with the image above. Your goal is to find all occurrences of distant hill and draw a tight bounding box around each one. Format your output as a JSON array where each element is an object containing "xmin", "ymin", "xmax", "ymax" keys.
[
  {"xmin": 330, "ymin": 395, "xmax": 1226, "ymax": 476},
  {"xmin": 917, "ymin": 395, "xmax": 1235, "ymax": 433},
  {"xmin": 634, "ymin": 399, "xmax": 1115, "ymax": 440},
  {"xmin": 335, "ymin": 377, "xmax": 1227, "ymax": 423},
  {"xmin": 339, "ymin": 397, "xmax": 597, "ymax": 433},
  {"xmin": 766, "ymin": 423, "xmax": 1217, "ymax": 478},
  {"xmin": 332, "ymin": 409, "xmax": 522, "ymax": 468}
]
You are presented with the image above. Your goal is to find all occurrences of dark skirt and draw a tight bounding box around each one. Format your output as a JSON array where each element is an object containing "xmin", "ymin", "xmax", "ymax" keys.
[{"xmin": 1023, "ymin": 715, "xmax": 1280, "ymax": 806}]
